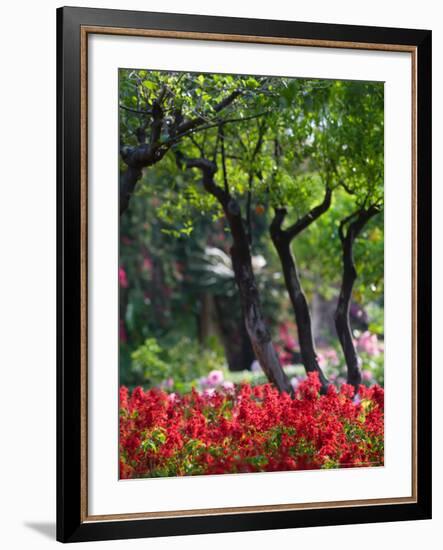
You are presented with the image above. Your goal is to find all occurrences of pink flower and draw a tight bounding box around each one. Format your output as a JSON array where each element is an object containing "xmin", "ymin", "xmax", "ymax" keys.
[
  {"xmin": 362, "ymin": 370, "xmax": 374, "ymax": 382},
  {"xmin": 206, "ymin": 370, "xmax": 224, "ymax": 387},
  {"xmin": 317, "ymin": 348, "xmax": 340, "ymax": 367},
  {"xmin": 198, "ymin": 376, "xmax": 208, "ymax": 389},
  {"xmin": 324, "ymin": 348, "xmax": 340, "ymax": 366},
  {"xmin": 357, "ymin": 331, "xmax": 381, "ymax": 357},
  {"xmin": 203, "ymin": 388, "xmax": 216, "ymax": 398},
  {"xmin": 119, "ymin": 266, "xmax": 128, "ymax": 288},
  {"xmin": 222, "ymin": 381, "xmax": 235, "ymax": 393}
]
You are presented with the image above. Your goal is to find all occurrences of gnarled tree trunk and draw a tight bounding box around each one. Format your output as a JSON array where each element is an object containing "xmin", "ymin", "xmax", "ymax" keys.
[
  {"xmin": 335, "ymin": 205, "xmax": 380, "ymax": 390},
  {"xmin": 271, "ymin": 228, "xmax": 329, "ymax": 391},
  {"xmin": 227, "ymin": 201, "xmax": 293, "ymax": 394},
  {"xmin": 270, "ymin": 189, "xmax": 332, "ymax": 392}
]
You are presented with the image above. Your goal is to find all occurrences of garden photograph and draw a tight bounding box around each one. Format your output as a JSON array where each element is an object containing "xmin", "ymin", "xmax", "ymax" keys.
[{"xmin": 118, "ymin": 68, "xmax": 384, "ymax": 480}]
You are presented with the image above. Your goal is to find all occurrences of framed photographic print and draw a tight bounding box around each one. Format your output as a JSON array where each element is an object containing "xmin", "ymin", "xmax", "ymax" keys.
[{"xmin": 57, "ymin": 6, "xmax": 432, "ymax": 543}]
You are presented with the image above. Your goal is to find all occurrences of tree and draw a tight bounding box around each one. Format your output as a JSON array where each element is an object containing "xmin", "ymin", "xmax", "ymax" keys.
[
  {"xmin": 265, "ymin": 80, "xmax": 338, "ymax": 391},
  {"xmin": 332, "ymin": 82, "xmax": 384, "ymax": 388},
  {"xmin": 263, "ymin": 79, "xmax": 384, "ymax": 392},
  {"xmin": 335, "ymin": 205, "xmax": 381, "ymax": 388}
]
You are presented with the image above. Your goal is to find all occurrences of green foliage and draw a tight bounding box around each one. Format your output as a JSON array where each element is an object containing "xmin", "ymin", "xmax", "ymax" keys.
[
  {"xmin": 131, "ymin": 338, "xmax": 169, "ymax": 383},
  {"xmin": 130, "ymin": 336, "xmax": 225, "ymax": 391},
  {"xmin": 119, "ymin": 68, "xmax": 385, "ymax": 387},
  {"xmin": 293, "ymin": 188, "xmax": 384, "ymax": 303}
]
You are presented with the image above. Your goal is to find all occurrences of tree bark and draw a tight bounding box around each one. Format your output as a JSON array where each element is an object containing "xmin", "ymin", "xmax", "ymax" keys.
[
  {"xmin": 120, "ymin": 166, "xmax": 142, "ymax": 216},
  {"xmin": 271, "ymin": 226, "xmax": 329, "ymax": 391},
  {"xmin": 186, "ymin": 157, "xmax": 293, "ymax": 395},
  {"xmin": 226, "ymin": 201, "xmax": 293, "ymax": 394},
  {"xmin": 335, "ymin": 205, "xmax": 380, "ymax": 390},
  {"xmin": 270, "ymin": 189, "xmax": 332, "ymax": 392}
]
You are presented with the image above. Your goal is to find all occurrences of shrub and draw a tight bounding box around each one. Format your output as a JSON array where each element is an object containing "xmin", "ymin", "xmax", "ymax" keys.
[
  {"xmin": 130, "ymin": 336, "xmax": 225, "ymax": 391},
  {"xmin": 119, "ymin": 373, "xmax": 384, "ymax": 478}
]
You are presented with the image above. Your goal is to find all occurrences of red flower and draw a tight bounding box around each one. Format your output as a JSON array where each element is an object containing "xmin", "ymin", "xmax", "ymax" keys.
[{"xmin": 119, "ymin": 375, "xmax": 384, "ymax": 478}]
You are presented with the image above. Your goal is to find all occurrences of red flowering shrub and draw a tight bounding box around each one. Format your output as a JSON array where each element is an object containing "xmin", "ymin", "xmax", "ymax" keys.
[{"xmin": 119, "ymin": 373, "xmax": 384, "ymax": 479}]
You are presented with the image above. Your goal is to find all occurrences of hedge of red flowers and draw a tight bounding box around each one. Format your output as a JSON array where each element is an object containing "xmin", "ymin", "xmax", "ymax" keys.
[{"xmin": 119, "ymin": 373, "xmax": 384, "ymax": 479}]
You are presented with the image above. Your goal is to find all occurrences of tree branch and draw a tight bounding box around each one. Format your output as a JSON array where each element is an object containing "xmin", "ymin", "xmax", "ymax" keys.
[
  {"xmin": 188, "ymin": 134, "xmax": 205, "ymax": 156},
  {"xmin": 119, "ymin": 104, "xmax": 152, "ymax": 116},
  {"xmin": 121, "ymin": 89, "xmax": 244, "ymax": 171},
  {"xmin": 338, "ymin": 179, "xmax": 356, "ymax": 196},
  {"xmin": 219, "ymin": 124, "xmax": 229, "ymax": 195},
  {"xmin": 245, "ymin": 122, "xmax": 266, "ymax": 244},
  {"xmin": 175, "ymin": 89, "xmax": 242, "ymax": 135},
  {"xmin": 164, "ymin": 111, "xmax": 268, "ymax": 148},
  {"xmin": 348, "ymin": 204, "xmax": 381, "ymax": 242},
  {"xmin": 338, "ymin": 211, "xmax": 359, "ymax": 243},
  {"xmin": 340, "ymin": 204, "xmax": 381, "ymax": 245},
  {"xmin": 150, "ymin": 100, "xmax": 163, "ymax": 146},
  {"xmin": 286, "ymin": 186, "xmax": 333, "ymax": 240},
  {"xmin": 270, "ymin": 208, "xmax": 288, "ymax": 235},
  {"xmin": 251, "ymin": 119, "xmax": 266, "ymax": 161},
  {"xmin": 182, "ymin": 155, "xmax": 228, "ymax": 205},
  {"xmin": 246, "ymin": 174, "xmax": 253, "ymax": 244}
]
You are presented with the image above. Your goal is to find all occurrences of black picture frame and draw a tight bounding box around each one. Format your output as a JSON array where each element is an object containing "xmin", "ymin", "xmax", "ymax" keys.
[{"xmin": 57, "ymin": 6, "xmax": 432, "ymax": 543}]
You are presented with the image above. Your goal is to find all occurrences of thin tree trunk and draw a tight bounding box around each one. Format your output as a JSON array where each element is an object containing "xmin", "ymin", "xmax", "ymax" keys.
[
  {"xmin": 271, "ymin": 229, "xmax": 329, "ymax": 390},
  {"xmin": 335, "ymin": 205, "xmax": 380, "ymax": 390},
  {"xmin": 335, "ymin": 239, "xmax": 360, "ymax": 388},
  {"xmin": 270, "ymin": 189, "xmax": 332, "ymax": 392}
]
